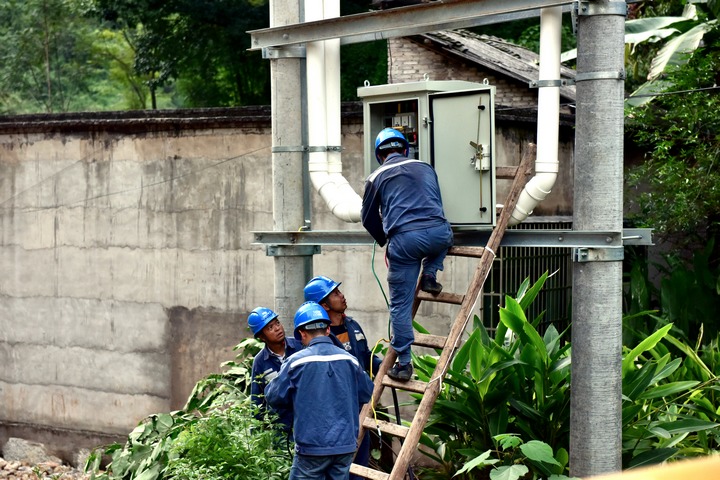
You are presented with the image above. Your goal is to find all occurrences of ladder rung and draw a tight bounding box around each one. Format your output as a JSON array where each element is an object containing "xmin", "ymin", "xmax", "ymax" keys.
[
  {"xmin": 362, "ymin": 417, "xmax": 410, "ymax": 439},
  {"xmin": 382, "ymin": 376, "xmax": 427, "ymax": 393},
  {"xmin": 416, "ymin": 291, "xmax": 464, "ymax": 305},
  {"xmin": 350, "ymin": 463, "xmax": 390, "ymax": 480},
  {"xmin": 413, "ymin": 332, "xmax": 447, "ymax": 349},
  {"xmin": 448, "ymin": 246, "xmax": 486, "ymax": 258},
  {"xmin": 496, "ymin": 165, "xmax": 534, "ymax": 179}
]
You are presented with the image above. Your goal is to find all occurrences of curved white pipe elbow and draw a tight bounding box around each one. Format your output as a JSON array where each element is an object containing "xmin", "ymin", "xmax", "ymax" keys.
[
  {"xmin": 509, "ymin": 6, "xmax": 563, "ymax": 226},
  {"xmin": 305, "ymin": 0, "xmax": 363, "ymax": 224}
]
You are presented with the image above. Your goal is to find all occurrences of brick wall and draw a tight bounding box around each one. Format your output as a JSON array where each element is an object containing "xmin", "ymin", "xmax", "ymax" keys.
[{"xmin": 388, "ymin": 37, "xmax": 538, "ymax": 108}]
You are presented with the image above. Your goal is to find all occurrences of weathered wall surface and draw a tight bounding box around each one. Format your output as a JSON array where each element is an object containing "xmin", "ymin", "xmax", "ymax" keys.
[{"xmin": 0, "ymin": 104, "xmax": 573, "ymax": 460}]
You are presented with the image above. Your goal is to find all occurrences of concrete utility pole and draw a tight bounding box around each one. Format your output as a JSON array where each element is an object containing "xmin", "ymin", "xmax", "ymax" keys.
[
  {"xmin": 570, "ymin": 0, "xmax": 627, "ymax": 476},
  {"xmin": 269, "ymin": 0, "xmax": 311, "ymax": 324}
]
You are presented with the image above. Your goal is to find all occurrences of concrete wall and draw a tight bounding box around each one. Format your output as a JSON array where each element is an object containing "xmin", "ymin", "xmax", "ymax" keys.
[{"xmin": 0, "ymin": 104, "xmax": 573, "ymax": 460}]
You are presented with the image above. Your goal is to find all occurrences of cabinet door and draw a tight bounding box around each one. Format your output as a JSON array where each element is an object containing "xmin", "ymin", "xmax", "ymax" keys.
[{"xmin": 430, "ymin": 88, "xmax": 496, "ymax": 227}]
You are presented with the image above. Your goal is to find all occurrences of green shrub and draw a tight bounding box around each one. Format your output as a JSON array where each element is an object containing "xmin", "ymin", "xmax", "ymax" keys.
[
  {"xmin": 414, "ymin": 273, "xmax": 720, "ymax": 479},
  {"xmin": 87, "ymin": 338, "xmax": 293, "ymax": 480}
]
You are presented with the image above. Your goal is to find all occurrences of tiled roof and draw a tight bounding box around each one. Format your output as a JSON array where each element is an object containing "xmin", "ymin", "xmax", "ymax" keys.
[{"xmin": 413, "ymin": 29, "xmax": 576, "ymax": 102}]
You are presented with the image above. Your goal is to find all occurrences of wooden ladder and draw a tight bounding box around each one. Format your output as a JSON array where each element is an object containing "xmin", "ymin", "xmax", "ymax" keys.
[{"xmin": 350, "ymin": 146, "xmax": 535, "ymax": 480}]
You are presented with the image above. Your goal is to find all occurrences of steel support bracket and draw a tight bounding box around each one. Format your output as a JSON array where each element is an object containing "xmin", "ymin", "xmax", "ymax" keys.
[
  {"xmin": 573, "ymin": 246, "xmax": 624, "ymax": 263},
  {"xmin": 575, "ymin": 0, "xmax": 628, "ymax": 17},
  {"xmin": 266, "ymin": 245, "xmax": 321, "ymax": 257},
  {"xmin": 262, "ymin": 45, "xmax": 306, "ymax": 59}
]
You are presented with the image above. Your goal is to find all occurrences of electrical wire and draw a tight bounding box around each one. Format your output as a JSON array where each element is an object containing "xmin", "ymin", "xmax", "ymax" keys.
[
  {"xmin": 626, "ymin": 84, "xmax": 720, "ymax": 99},
  {"xmin": 0, "ymin": 145, "xmax": 270, "ymax": 215}
]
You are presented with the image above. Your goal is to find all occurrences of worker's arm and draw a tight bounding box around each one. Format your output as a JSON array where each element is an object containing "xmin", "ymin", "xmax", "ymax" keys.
[{"xmin": 361, "ymin": 180, "xmax": 387, "ymax": 247}]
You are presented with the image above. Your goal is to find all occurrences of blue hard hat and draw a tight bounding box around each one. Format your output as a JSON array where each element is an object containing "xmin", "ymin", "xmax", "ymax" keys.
[
  {"xmin": 248, "ymin": 306, "xmax": 279, "ymax": 336},
  {"xmin": 374, "ymin": 128, "xmax": 409, "ymax": 164},
  {"xmin": 304, "ymin": 275, "xmax": 341, "ymax": 303},
  {"xmin": 293, "ymin": 301, "xmax": 330, "ymax": 340}
]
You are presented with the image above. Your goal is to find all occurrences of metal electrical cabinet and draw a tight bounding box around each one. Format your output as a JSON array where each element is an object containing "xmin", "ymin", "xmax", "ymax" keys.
[{"xmin": 357, "ymin": 80, "xmax": 496, "ymax": 228}]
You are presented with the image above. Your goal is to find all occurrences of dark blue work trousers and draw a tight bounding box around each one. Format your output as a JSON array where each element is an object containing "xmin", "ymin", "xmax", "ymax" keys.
[{"xmin": 387, "ymin": 223, "xmax": 453, "ymax": 364}]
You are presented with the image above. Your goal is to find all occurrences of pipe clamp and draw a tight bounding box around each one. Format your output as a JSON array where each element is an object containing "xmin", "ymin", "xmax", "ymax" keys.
[
  {"xmin": 529, "ymin": 79, "xmax": 573, "ymax": 88},
  {"xmin": 266, "ymin": 245, "xmax": 321, "ymax": 257},
  {"xmin": 575, "ymin": 0, "xmax": 628, "ymax": 17},
  {"xmin": 308, "ymin": 146, "xmax": 343, "ymax": 153},
  {"xmin": 574, "ymin": 70, "xmax": 625, "ymax": 82}
]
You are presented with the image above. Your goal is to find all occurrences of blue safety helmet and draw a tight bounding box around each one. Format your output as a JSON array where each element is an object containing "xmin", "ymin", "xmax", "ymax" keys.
[
  {"xmin": 293, "ymin": 301, "xmax": 331, "ymax": 340},
  {"xmin": 304, "ymin": 275, "xmax": 341, "ymax": 304},
  {"xmin": 374, "ymin": 128, "xmax": 409, "ymax": 164},
  {"xmin": 247, "ymin": 306, "xmax": 279, "ymax": 337}
]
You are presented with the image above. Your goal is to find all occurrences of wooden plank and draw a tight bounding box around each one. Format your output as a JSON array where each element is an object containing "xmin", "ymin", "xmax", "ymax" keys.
[
  {"xmin": 381, "ymin": 376, "xmax": 427, "ymax": 394},
  {"xmin": 386, "ymin": 144, "xmax": 536, "ymax": 480},
  {"xmin": 448, "ymin": 245, "xmax": 486, "ymax": 258},
  {"xmin": 496, "ymin": 164, "xmax": 534, "ymax": 179},
  {"xmin": 413, "ymin": 332, "xmax": 447, "ymax": 349},
  {"xmin": 362, "ymin": 417, "xmax": 410, "ymax": 439},
  {"xmin": 350, "ymin": 463, "xmax": 390, "ymax": 480},
  {"xmin": 416, "ymin": 290, "xmax": 464, "ymax": 305}
]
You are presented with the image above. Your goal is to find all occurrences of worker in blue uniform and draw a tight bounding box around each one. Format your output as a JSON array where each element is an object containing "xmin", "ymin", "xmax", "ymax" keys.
[
  {"xmin": 304, "ymin": 275, "xmax": 381, "ymax": 478},
  {"xmin": 361, "ymin": 127, "xmax": 453, "ymax": 382},
  {"xmin": 266, "ymin": 302, "xmax": 375, "ymax": 480},
  {"xmin": 247, "ymin": 306, "xmax": 303, "ymax": 433}
]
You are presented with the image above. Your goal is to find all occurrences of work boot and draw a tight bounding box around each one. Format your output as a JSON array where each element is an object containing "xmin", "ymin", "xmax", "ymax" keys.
[
  {"xmin": 420, "ymin": 274, "xmax": 443, "ymax": 295},
  {"xmin": 387, "ymin": 362, "xmax": 414, "ymax": 382}
]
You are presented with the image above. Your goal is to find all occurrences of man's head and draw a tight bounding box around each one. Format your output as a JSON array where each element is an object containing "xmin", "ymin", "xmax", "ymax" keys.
[
  {"xmin": 293, "ymin": 301, "xmax": 331, "ymax": 346},
  {"xmin": 248, "ymin": 306, "xmax": 286, "ymax": 345},
  {"xmin": 304, "ymin": 276, "xmax": 347, "ymax": 320},
  {"xmin": 374, "ymin": 127, "xmax": 409, "ymax": 165}
]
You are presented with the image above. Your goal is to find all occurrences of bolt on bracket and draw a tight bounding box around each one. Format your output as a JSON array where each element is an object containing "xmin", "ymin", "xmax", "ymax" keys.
[
  {"xmin": 266, "ymin": 245, "xmax": 321, "ymax": 257},
  {"xmin": 573, "ymin": 246, "xmax": 624, "ymax": 263}
]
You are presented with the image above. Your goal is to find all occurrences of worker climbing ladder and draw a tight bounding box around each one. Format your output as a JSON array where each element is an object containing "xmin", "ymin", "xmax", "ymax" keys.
[{"xmin": 350, "ymin": 146, "xmax": 536, "ymax": 480}]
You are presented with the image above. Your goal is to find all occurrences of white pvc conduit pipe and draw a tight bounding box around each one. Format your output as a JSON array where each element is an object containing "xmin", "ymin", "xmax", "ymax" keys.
[
  {"xmin": 509, "ymin": 6, "xmax": 562, "ymax": 225},
  {"xmin": 306, "ymin": 0, "xmax": 362, "ymax": 223}
]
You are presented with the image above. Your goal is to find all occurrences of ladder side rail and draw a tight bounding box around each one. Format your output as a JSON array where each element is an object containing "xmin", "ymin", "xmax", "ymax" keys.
[{"xmin": 386, "ymin": 145, "xmax": 536, "ymax": 480}]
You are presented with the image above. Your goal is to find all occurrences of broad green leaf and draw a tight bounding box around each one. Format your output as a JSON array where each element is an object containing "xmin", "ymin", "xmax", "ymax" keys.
[
  {"xmin": 488, "ymin": 405, "xmax": 509, "ymax": 438},
  {"xmin": 648, "ymin": 426, "xmax": 671, "ymax": 439},
  {"xmin": 454, "ymin": 450, "xmax": 497, "ymax": 476},
  {"xmin": 622, "ymin": 323, "xmax": 673, "ymax": 375},
  {"xmin": 623, "ymin": 363, "xmax": 657, "ymax": 401},
  {"xmin": 625, "ymin": 16, "xmax": 696, "ymax": 36},
  {"xmin": 494, "ymin": 433, "xmax": 522, "ymax": 450},
  {"xmin": 648, "ymin": 21, "xmax": 717, "ymax": 80},
  {"xmin": 135, "ymin": 463, "xmax": 162, "ymax": 480},
  {"xmin": 490, "ymin": 464, "xmax": 529, "ymax": 480},
  {"xmin": 649, "ymin": 356, "xmax": 680, "ymax": 384},
  {"xmin": 520, "ymin": 440, "xmax": 562, "ymax": 466},
  {"xmin": 627, "ymin": 447, "xmax": 677, "ymax": 468},
  {"xmin": 664, "ymin": 333, "xmax": 713, "ymax": 380},
  {"xmin": 637, "ymin": 381, "xmax": 699, "ymax": 399},
  {"xmin": 656, "ymin": 418, "xmax": 720, "ymax": 434},
  {"xmin": 518, "ymin": 272, "xmax": 548, "ymax": 310},
  {"xmin": 625, "ymin": 27, "xmax": 679, "ymax": 47}
]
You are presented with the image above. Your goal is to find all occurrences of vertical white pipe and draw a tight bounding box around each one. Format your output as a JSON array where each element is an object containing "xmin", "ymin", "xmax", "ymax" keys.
[
  {"xmin": 305, "ymin": 0, "xmax": 362, "ymax": 222},
  {"xmin": 305, "ymin": 0, "xmax": 328, "ymax": 200},
  {"xmin": 509, "ymin": 7, "xmax": 562, "ymax": 225}
]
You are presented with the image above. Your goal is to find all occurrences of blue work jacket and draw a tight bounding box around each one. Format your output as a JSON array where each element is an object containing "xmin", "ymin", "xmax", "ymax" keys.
[
  {"xmin": 250, "ymin": 337, "xmax": 303, "ymax": 429},
  {"xmin": 361, "ymin": 153, "xmax": 449, "ymax": 247},
  {"xmin": 265, "ymin": 336, "xmax": 375, "ymax": 456},
  {"xmin": 335, "ymin": 315, "xmax": 382, "ymax": 377}
]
